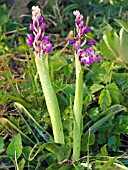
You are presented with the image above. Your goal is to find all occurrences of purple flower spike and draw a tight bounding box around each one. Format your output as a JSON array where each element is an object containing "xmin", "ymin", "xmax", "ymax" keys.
[
  {"xmin": 27, "ymin": 6, "xmax": 52, "ymax": 56},
  {"xmin": 68, "ymin": 10, "xmax": 102, "ymax": 65}
]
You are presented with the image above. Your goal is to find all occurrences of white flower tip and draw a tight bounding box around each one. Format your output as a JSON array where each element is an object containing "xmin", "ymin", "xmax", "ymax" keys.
[
  {"xmin": 73, "ymin": 10, "xmax": 80, "ymax": 16},
  {"xmin": 32, "ymin": 6, "xmax": 40, "ymax": 13}
]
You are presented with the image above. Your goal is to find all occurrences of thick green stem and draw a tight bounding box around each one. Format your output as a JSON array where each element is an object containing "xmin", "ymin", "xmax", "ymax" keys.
[
  {"xmin": 72, "ymin": 53, "xmax": 83, "ymax": 160},
  {"xmin": 35, "ymin": 55, "xmax": 64, "ymax": 144}
]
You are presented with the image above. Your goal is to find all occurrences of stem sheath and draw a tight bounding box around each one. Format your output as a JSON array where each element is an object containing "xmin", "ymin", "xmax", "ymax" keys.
[
  {"xmin": 72, "ymin": 52, "xmax": 83, "ymax": 160},
  {"xmin": 35, "ymin": 55, "xmax": 64, "ymax": 144}
]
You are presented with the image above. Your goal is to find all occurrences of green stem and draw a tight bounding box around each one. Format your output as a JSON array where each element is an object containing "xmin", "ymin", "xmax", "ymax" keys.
[
  {"xmin": 72, "ymin": 52, "xmax": 83, "ymax": 160},
  {"xmin": 35, "ymin": 54, "xmax": 64, "ymax": 144}
]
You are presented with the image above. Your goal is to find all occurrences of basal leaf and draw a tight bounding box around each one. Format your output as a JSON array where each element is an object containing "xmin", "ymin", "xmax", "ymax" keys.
[
  {"xmin": 103, "ymin": 30, "xmax": 120, "ymax": 57},
  {"xmin": 101, "ymin": 30, "xmax": 120, "ymax": 60},
  {"xmin": 99, "ymin": 89, "xmax": 111, "ymax": 110},
  {"xmin": 7, "ymin": 133, "xmax": 22, "ymax": 160},
  {"xmin": 100, "ymin": 39, "xmax": 116, "ymax": 60},
  {"xmin": 90, "ymin": 84, "xmax": 104, "ymax": 94}
]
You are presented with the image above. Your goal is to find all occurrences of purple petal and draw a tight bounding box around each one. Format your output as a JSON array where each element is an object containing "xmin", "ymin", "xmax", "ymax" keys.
[
  {"xmin": 74, "ymin": 45, "xmax": 81, "ymax": 50},
  {"xmin": 80, "ymin": 21, "xmax": 84, "ymax": 27},
  {"xmin": 30, "ymin": 24, "xmax": 34, "ymax": 31},
  {"xmin": 68, "ymin": 39, "xmax": 76, "ymax": 44},
  {"xmin": 93, "ymin": 56, "xmax": 102, "ymax": 62},
  {"xmin": 26, "ymin": 39, "xmax": 33, "ymax": 46},
  {"xmin": 40, "ymin": 23, "xmax": 45, "ymax": 31},
  {"xmin": 75, "ymin": 19, "xmax": 80, "ymax": 25},
  {"xmin": 27, "ymin": 34, "xmax": 34, "ymax": 40},
  {"xmin": 34, "ymin": 50, "xmax": 39, "ymax": 54},
  {"xmin": 43, "ymin": 36, "xmax": 50, "ymax": 41},
  {"xmin": 36, "ymin": 34, "xmax": 42, "ymax": 41},
  {"xmin": 43, "ymin": 43, "xmax": 52, "ymax": 53},
  {"xmin": 82, "ymin": 27, "xmax": 91, "ymax": 34},
  {"xmin": 33, "ymin": 20, "xmax": 38, "ymax": 28},
  {"xmin": 86, "ymin": 40, "xmax": 95, "ymax": 45},
  {"xmin": 86, "ymin": 48, "xmax": 94, "ymax": 55}
]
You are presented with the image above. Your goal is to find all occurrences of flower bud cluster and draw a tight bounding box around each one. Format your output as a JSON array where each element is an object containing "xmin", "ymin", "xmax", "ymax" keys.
[
  {"xmin": 26, "ymin": 6, "xmax": 52, "ymax": 56},
  {"xmin": 69, "ymin": 10, "xmax": 101, "ymax": 65}
]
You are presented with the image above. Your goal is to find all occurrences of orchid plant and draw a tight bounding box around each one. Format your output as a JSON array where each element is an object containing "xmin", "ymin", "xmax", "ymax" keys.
[
  {"xmin": 27, "ymin": 6, "xmax": 64, "ymax": 144},
  {"xmin": 27, "ymin": 6, "xmax": 102, "ymax": 160},
  {"xmin": 68, "ymin": 10, "xmax": 102, "ymax": 160}
]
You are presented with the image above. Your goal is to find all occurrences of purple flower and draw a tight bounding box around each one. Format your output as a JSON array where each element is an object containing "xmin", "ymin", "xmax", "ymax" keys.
[
  {"xmin": 68, "ymin": 10, "xmax": 102, "ymax": 65},
  {"xmin": 26, "ymin": 6, "xmax": 52, "ymax": 56}
]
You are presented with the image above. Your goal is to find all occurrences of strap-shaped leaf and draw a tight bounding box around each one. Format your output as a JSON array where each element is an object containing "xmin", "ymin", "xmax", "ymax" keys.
[{"xmin": 0, "ymin": 118, "xmax": 35, "ymax": 145}]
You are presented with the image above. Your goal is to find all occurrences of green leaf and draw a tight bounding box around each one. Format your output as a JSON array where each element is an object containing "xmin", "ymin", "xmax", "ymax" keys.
[
  {"xmin": 90, "ymin": 84, "xmax": 104, "ymax": 94},
  {"xmin": 99, "ymin": 89, "xmax": 111, "ymax": 110},
  {"xmin": 0, "ymin": 137, "xmax": 5, "ymax": 153},
  {"xmin": 7, "ymin": 133, "xmax": 22, "ymax": 160},
  {"xmin": 120, "ymin": 28, "xmax": 128, "ymax": 64},
  {"xmin": 114, "ymin": 19, "xmax": 128, "ymax": 33},
  {"xmin": 106, "ymin": 83, "xmax": 119, "ymax": 103}
]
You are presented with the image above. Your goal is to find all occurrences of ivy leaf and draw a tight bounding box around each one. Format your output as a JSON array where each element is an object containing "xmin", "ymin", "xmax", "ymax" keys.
[
  {"xmin": 106, "ymin": 83, "xmax": 119, "ymax": 103},
  {"xmin": 97, "ymin": 145, "xmax": 108, "ymax": 156},
  {"xmin": 7, "ymin": 133, "xmax": 22, "ymax": 160},
  {"xmin": 99, "ymin": 89, "xmax": 111, "ymax": 110},
  {"xmin": 90, "ymin": 84, "xmax": 104, "ymax": 94},
  {"xmin": 108, "ymin": 135, "xmax": 120, "ymax": 152}
]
